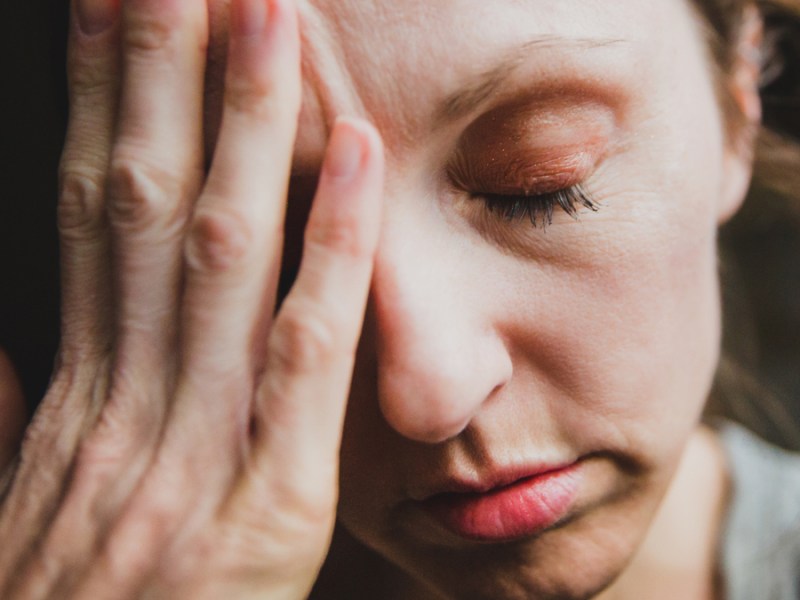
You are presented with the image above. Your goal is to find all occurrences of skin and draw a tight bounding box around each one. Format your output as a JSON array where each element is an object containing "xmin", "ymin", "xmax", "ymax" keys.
[
  {"xmin": 279, "ymin": 1, "xmax": 753, "ymax": 598},
  {"xmin": 0, "ymin": 0, "xmax": 761, "ymax": 598},
  {"xmin": 1, "ymin": 0, "xmax": 385, "ymax": 598}
]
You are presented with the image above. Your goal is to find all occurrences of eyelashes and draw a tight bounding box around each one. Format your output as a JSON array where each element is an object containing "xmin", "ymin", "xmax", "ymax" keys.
[{"xmin": 474, "ymin": 185, "xmax": 599, "ymax": 228}]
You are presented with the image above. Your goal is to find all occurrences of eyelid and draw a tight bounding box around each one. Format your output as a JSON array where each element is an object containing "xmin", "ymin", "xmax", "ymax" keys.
[
  {"xmin": 452, "ymin": 101, "xmax": 617, "ymax": 189},
  {"xmin": 448, "ymin": 147, "xmax": 591, "ymax": 198}
]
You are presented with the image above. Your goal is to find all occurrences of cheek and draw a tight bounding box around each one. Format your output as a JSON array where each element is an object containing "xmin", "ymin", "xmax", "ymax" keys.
[
  {"xmin": 522, "ymin": 64, "xmax": 730, "ymax": 468},
  {"xmin": 498, "ymin": 177, "xmax": 723, "ymax": 473}
]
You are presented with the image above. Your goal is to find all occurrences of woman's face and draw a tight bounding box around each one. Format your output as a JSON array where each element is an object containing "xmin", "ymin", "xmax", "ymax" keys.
[{"xmin": 205, "ymin": 0, "xmax": 750, "ymax": 597}]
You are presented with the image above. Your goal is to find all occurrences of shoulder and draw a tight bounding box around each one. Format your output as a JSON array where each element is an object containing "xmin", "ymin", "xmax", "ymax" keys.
[{"xmin": 717, "ymin": 422, "xmax": 800, "ymax": 600}]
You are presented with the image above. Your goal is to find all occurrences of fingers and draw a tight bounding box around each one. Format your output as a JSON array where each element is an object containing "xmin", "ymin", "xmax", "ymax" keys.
[
  {"xmin": 180, "ymin": 0, "xmax": 301, "ymax": 381},
  {"xmin": 66, "ymin": 6, "xmax": 306, "ymax": 583},
  {"xmin": 160, "ymin": 0, "xmax": 302, "ymax": 470},
  {"xmin": 0, "ymin": 2, "xmax": 214, "ymax": 592},
  {"xmin": 107, "ymin": 0, "xmax": 208, "ymax": 374},
  {"xmin": 58, "ymin": 0, "xmax": 120, "ymax": 362},
  {"xmin": 66, "ymin": 0, "xmax": 213, "ymax": 519},
  {"xmin": 0, "ymin": 2, "xmax": 122, "ymax": 582},
  {"xmin": 238, "ymin": 118, "xmax": 384, "ymax": 518},
  {"xmin": 4, "ymin": 0, "xmax": 385, "ymax": 592}
]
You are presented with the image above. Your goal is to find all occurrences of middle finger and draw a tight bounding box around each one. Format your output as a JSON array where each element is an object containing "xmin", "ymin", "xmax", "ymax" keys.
[
  {"xmin": 105, "ymin": 0, "xmax": 208, "ymax": 387},
  {"xmin": 141, "ymin": 0, "xmax": 302, "ymax": 506}
]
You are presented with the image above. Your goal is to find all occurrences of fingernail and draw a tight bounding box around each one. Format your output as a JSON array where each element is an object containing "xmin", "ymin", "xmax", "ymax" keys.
[
  {"xmin": 324, "ymin": 120, "xmax": 365, "ymax": 182},
  {"xmin": 233, "ymin": 0, "xmax": 269, "ymax": 37},
  {"xmin": 76, "ymin": 0, "xmax": 118, "ymax": 35}
]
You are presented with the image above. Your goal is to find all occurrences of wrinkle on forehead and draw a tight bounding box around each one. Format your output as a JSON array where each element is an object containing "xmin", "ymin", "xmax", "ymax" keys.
[
  {"xmin": 204, "ymin": 0, "xmax": 659, "ymax": 170},
  {"xmin": 435, "ymin": 36, "xmax": 626, "ymax": 127},
  {"xmin": 298, "ymin": 0, "xmax": 638, "ymax": 151},
  {"xmin": 203, "ymin": 0, "xmax": 370, "ymax": 170},
  {"xmin": 302, "ymin": 0, "xmax": 445, "ymax": 151},
  {"xmin": 293, "ymin": 1, "xmax": 369, "ymax": 167}
]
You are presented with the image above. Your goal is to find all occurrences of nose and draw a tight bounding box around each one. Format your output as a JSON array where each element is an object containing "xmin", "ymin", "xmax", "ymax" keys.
[{"xmin": 371, "ymin": 208, "xmax": 513, "ymax": 444}]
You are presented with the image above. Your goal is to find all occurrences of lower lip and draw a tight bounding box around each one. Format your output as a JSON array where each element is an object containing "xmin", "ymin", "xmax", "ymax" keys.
[{"xmin": 421, "ymin": 464, "xmax": 582, "ymax": 542}]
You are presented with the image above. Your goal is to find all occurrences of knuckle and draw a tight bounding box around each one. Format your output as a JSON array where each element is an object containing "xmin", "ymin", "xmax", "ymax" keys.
[
  {"xmin": 184, "ymin": 207, "xmax": 254, "ymax": 274},
  {"xmin": 58, "ymin": 169, "xmax": 107, "ymax": 240},
  {"xmin": 68, "ymin": 56, "xmax": 115, "ymax": 98},
  {"xmin": 224, "ymin": 76, "xmax": 285, "ymax": 121},
  {"xmin": 122, "ymin": 5, "xmax": 208, "ymax": 62},
  {"xmin": 304, "ymin": 215, "xmax": 371, "ymax": 259},
  {"xmin": 123, "ymin": 14, "xmax": 179, "ymax": 57},
  {"xmin": 107, "ymin": 157, "xmax": 185, "ymax": 232},
  {"xmin": 268, "ymin": 304, "xmax": 337, "ymax": 373}
]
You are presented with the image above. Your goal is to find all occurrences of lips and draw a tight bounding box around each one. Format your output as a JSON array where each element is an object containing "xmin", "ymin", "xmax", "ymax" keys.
[{"xmin": 419, "ymin": 463, "xmax": 582, "ymax": 542}]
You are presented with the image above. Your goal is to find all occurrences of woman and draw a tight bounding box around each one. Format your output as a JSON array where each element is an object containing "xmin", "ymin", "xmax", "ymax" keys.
[{"xmin": 0, "ymin": 0, "xmax": 798, "ymax": 598}]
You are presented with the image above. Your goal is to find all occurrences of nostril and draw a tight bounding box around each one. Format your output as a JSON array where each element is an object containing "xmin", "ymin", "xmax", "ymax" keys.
[
  {"xmin": 379, "ymin": 396, "xmax": 474, "ymax": 444},
  {"xmin": 373, "ymin": 312, "xmax": 514, "ymax": 443}
]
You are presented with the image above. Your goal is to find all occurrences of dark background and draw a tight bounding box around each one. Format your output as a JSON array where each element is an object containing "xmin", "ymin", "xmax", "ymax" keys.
[
  {"xmin": 0, "ymin": 2, "xmax": 798, "ymax": 435},
  {"xmin": 0, "ymin": 0, "xmax": 68, "ymax": 409}
]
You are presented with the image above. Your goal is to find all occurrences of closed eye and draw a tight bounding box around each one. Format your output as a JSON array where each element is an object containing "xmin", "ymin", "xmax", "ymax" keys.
[{"xmin": 474, "ymin": 185, "xmax": 599, "ymax": 228}]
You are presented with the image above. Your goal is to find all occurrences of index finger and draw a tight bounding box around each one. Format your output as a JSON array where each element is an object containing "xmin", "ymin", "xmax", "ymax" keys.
[{"xmin": 240, "ymin": 117, "xmax": 384, "ymax": 510}]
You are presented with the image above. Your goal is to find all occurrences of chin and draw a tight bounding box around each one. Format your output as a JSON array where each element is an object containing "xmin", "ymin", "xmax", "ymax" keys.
[
  {"xmin": 372, "ymin": 538, "xmax": 635, "ymax": 600},
  {"xmin": 336, "ymin": 454, "xmax": 677, "ymax": 600},
  {"xmin": 347, "ymin": 487, "xmax": 661, "ymax": 600}
]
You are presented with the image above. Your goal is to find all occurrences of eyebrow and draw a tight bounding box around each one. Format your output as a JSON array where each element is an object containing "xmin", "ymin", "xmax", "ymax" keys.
[{"xmin": 433, "ymin": 36, "xmax": 625, "ymax": 128}]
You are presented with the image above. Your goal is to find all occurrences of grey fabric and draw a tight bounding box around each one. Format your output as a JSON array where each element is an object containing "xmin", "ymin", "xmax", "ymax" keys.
[{"xmin": 718, "ymin": 422, "xmax": 800, "ymax": 600}]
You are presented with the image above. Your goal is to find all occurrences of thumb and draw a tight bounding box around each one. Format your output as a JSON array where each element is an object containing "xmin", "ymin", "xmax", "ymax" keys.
[{"xmin": 0, "ymin": 348, "xmax": 26, "ymax": 471}]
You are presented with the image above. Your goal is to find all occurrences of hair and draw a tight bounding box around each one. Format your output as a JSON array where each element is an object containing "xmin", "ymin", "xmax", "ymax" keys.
[{"xmin": 692, "ymin": 0, "xmax": 800, "ymax": 449}]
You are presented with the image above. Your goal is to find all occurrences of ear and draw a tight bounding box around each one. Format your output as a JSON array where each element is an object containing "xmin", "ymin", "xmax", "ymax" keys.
[{"xmin": 718, "ymin": 4, "xmax": 764, "ymax": 224}]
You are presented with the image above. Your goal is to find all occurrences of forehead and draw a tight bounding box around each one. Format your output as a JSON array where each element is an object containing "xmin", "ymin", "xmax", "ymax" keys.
[{"xmin": 205, "ymin": 0, "xmax": 704, "ymax": 168}]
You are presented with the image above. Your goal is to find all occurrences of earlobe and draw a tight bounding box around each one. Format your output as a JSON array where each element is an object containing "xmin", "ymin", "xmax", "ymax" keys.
[{"xmin": 718, "ymin": 4, "xmax": 764, "ymax": 224}]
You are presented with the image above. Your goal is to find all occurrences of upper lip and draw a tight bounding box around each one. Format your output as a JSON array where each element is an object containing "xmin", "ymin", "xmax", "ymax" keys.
[{"xmin": 411, "ymin": 460, "xmax": 579, "ymax": 502}]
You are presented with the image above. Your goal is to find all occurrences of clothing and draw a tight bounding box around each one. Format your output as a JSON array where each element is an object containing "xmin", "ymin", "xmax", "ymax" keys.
[{"xmin": 718, "ymin": 422, "xmax": 800, "ymax": 600}]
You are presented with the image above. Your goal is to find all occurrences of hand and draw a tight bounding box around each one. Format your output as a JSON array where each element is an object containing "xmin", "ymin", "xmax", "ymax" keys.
[{"xmin": 0, "ymin": 0, "xmax": 384, "ymax": 597}]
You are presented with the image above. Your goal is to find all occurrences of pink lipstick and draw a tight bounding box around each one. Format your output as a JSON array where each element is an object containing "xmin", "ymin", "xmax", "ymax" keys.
[{"xmin": 420, "ymin": 463, "xmax": 582, "ymax": 542}]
